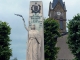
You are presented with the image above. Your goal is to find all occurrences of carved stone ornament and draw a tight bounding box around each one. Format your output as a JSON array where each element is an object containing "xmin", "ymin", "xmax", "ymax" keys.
[{"xmin": 31, "ymin": 2, "xmax": 41, "ymax": 13}]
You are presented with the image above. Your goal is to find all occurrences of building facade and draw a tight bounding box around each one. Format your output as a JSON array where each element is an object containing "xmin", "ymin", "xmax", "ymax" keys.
[
  {"xmin": 48, "ymin": 0, "xmax": 74, "ymax": 60},
  {"xmin": 48, "ymin": 0, "xmax": 66, "ymax": 33}
]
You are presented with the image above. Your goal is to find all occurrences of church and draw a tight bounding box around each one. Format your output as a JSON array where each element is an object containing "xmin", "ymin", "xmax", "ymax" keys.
[{"xmin": 48, "ymin": 0, "xmax": 74, "ymax": 60}]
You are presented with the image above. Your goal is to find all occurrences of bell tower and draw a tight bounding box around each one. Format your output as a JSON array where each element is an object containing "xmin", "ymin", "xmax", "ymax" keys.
[{"xmin": 48, "ymin": 0, "xmax": 67, "ymax": 33}]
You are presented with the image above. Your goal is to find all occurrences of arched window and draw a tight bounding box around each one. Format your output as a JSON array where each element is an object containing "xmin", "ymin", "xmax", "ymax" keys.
[
  {"xmin": 60, "ymin": 21, "xmax": 63, "ymax": 29},
  {"xmin": 59, "ymin": 18, "xmax": 63, "ymax": 30}
]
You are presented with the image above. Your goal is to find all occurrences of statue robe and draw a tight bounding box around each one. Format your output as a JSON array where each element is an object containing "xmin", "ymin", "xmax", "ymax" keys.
[{"xmin": 27, "ymin": 30, "xmax": 41, "ymax": 60}]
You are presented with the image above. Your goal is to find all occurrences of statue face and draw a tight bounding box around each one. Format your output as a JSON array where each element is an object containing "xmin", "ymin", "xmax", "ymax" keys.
[{"xmin": 31, "ymin": 24, "xmax": 35, "ymax": 30}]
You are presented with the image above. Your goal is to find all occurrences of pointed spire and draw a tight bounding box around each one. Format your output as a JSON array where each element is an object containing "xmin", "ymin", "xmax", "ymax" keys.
[
  {"xmin": 52, "ymin": 0, "xmax": 58, "ymax": 8},
  {"xmin": 49, "ymin": 1, "xmax": 51, "ymax": 9},
  {"xmin": 63, "ymin": 2, "xmax": 67, "ymax": 11},
  {"xmin": 52, "ymin": 0, "xmax": 66, "ymax": 10},
  {"xmin": 49, "ymin": 1, "xmax": 51, "ymax": 5}
]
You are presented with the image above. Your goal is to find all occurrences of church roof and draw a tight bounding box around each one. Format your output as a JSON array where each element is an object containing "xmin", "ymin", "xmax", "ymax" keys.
[
  {"xmin": 51, "ymin": 0, "xmax": 66, "ymax": 10},
  {"xmin": 54, "ymin": 32, "xmax": 68, "ymax": 38}
]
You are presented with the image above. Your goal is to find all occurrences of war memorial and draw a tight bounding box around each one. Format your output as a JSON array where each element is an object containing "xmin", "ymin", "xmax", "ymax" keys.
[
  {"xmin": 16, "ymin": 0, "xmax": 74, "ymax": 60},
  {"xmin": 26, "ymin": 0, "xmax": 74, "ymax": 60},
  {"xmin": 27, "ymin": 1, "xmax": 44, "ymax": 60}
]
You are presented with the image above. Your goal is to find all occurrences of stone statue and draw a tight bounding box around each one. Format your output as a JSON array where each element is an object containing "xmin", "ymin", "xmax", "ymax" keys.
[
  {"xmin": 26, "ymin": 24, "xmax": 41, "ymax": 60},
  {"xmin": 15, "ymin": 14, "xmax": 41, "ymax": 60}
]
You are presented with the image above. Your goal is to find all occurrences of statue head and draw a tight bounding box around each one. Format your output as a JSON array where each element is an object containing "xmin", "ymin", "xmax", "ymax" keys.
[{"xmin": 31, "ymin": 24, "xmax": 35, "ymax": 30}]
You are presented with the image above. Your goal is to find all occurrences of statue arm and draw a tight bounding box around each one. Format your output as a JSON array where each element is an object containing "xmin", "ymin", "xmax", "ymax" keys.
[
  {"xmin": 36, "ymin": 31, "xmax": 41, "ymax": 44},
  {"xmin": 35, "ymin": 37, "xmax": 40, "ymax": 44},
  {"xmin": 22, "ymin": 17, "xmax": 29, "ymax": 31},
  {"xmin": 14, "ymin": 14, "xmax": 29, "ymax": 31}
]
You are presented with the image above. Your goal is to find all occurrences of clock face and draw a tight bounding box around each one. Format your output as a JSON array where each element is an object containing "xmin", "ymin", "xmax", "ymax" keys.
[{"xmin": 57, "ymin": 12, "xmax": 61, "ymax": 15}]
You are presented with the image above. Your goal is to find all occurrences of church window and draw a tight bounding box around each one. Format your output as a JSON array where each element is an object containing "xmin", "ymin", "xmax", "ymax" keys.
[{"xmin": 59, "ymin": 20, "xmax": 63, "ymax": 29}]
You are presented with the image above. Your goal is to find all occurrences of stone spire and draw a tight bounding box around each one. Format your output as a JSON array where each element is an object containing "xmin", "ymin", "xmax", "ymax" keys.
[{"xmin": 52, "ymin": 0, "xmax": 66, "ymax": 10}]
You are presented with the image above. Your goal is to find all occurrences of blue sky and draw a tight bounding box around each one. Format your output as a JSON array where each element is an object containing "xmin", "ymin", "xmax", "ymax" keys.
[{"xmin": 0, "ymin": 0, "xmax": 80, "ymax": 60}]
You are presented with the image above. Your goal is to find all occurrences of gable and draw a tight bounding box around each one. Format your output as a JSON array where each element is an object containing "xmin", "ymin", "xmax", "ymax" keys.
[
  {"xmin": 53, "ymin": 2, "xmax": 65, "ymax": 12},
  {"xmin": 52, "ymin": 0, "xmax": 66, "ymax": 11}
]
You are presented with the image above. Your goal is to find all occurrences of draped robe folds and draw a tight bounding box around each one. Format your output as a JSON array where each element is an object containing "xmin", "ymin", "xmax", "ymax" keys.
[{"xmin": 27, "ymin": 30, "xmax": 41, "ymax": 60}]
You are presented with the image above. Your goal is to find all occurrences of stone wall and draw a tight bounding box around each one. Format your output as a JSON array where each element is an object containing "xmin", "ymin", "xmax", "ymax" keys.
[{"xmin": 57, "ymin": 35, "xmax": 74, "ymax": 60}]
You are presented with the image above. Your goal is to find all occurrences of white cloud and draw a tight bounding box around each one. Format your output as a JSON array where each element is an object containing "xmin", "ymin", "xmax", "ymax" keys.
[{"xmin": 0, "ymin": 0, "xmax": 80, "ymax": 60}]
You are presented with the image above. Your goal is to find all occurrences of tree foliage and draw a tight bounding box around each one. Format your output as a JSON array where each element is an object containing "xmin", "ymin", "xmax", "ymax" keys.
[
  {"xmin": 44, "ymin": 18, "xmax": 60, "ymax": 60},
  {"xmin": 0, "ymin": 21, "xmax": 12, "ymax": 60},
  {"xmin": 67, "ymin": 14, "xmax": 80, "ymax": 60}
]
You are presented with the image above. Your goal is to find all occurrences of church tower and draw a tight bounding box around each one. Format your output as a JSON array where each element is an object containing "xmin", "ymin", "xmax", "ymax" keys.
[
  {"xmin": 48, "ymin": 0, "xmax": 74, "ymax": 60},
  {"xmin": 48, "ymin": 0, "xmax": 67, "ymax": 33}
]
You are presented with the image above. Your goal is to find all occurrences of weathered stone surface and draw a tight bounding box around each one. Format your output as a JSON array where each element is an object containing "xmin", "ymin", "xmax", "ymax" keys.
[
  {"xmin": 27, "ymin": 25, "xmax": 41, "ymax": 60},
  {"xmin": 27, "ymin": 1, "xmax": 44, "ymax": 60},
  {"xmin": 57, "ymin": 35, "xmax": 74, "ymax": 60}
]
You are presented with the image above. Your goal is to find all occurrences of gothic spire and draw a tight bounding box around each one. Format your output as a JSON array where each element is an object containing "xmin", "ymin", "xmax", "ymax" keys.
[{"xmin": 52, "ymin": 0, "xmax": 66, "ymax": 10}]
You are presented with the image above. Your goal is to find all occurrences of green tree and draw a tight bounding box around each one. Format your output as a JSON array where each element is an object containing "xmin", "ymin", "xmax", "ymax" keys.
[
  {"xmin": 0, "ymin": 21, "xmax": 12, "ymax": 60},
  {"xmin": 44, "ymin": 18, "xmax": 60, "ymax": 60},
  {"xmin": 67, "ymin": 14, "xmax": 80, "ymax": 60}
]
